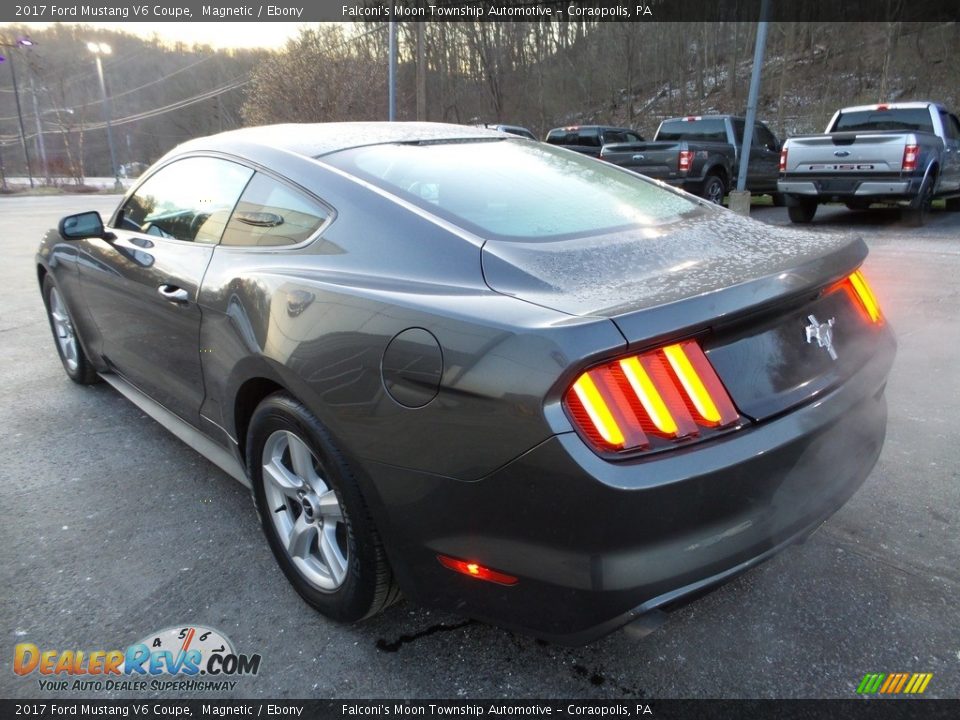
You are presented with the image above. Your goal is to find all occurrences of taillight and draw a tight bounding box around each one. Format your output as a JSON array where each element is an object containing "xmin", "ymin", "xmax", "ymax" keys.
[
  {"xmin": 902, "ymin": 144, "xmax": 919, "ymax": 172},
  {"xmin": 678, "ymin": 150, "xmax": 694, "ymax": 173},
  {"xmin": 779, "ymin": 146, "xmax": 788, "ymax": 173},
  {"xmin": 847, "ymin": 270, "xmax": 883, "ymax": 324},
  {"xmin": 437, "ymin": 555, "xmax": 518, "ymax": 586},
  {"xmin": 564, "ymin": 340, "xmax": 741, "ymax": 455}
]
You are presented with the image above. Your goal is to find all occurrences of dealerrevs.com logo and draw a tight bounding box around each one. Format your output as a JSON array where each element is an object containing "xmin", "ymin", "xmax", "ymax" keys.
[{"xmin": 13, "ymin": 625, "xmax": 262, "ymax": 692}]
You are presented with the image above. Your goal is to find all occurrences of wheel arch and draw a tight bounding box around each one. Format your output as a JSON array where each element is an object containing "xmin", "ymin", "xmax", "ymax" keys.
[{"xmin": 232, "ymin": 376, "xmax": 288, "ymax": 465}]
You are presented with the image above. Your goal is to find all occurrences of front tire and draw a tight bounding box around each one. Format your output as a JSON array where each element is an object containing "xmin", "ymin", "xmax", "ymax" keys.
[
  {"xmin": 247, "ymin": 392, "xmax": 399, "ymax": 622},
  {"xmin": 787, "ymin": 199, "xmax": 817, "ymax": 224},
  {"xmin": 42, "ymin": 275, "xmax": 100, "ymax": 385}
]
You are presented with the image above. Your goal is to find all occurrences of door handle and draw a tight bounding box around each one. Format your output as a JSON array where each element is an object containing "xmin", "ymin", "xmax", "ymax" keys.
[{"xmin": 158, "ymin": 284, "xmax": 189, "ymax": 303}]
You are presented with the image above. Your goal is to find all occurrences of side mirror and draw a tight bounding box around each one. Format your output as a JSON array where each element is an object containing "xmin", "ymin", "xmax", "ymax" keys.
[{"xmin": 58, "ymin": 211, "xmax": 115, "ymax": 241}]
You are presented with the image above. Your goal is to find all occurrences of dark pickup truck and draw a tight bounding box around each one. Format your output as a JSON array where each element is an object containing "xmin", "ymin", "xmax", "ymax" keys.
[{"xmin": 599, "ymin": 115, "xmax": 783, "ymax": 204}]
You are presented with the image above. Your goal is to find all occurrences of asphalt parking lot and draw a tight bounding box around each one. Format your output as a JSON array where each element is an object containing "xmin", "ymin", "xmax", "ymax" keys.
[{"xmin": 1, "ymin": 195, "xmax": 957, "ymax": 699}]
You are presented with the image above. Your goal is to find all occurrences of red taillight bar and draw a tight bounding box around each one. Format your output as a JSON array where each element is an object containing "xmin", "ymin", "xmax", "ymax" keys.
[
  {"xmin": 678, "ymin": 150, "xmax": 694, "ymax": 173},
  {"xmin": 565, "ymin": 340, "xmax": 739, "ymax": 455},
  {"xmin": 779, "ymin": 146, "xmax": 788, "ymax": 173},
  {"xmin": 847, "ymin": 270, "xmax": 883, "ymax": 323}
]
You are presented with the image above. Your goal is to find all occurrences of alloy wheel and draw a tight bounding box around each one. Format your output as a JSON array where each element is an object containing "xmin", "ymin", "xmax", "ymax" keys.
[{"xmin": 261, "ymin": 429, "xmax": 349, "ymax": 591}]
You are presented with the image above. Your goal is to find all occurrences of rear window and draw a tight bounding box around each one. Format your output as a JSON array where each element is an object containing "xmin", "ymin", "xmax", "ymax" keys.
[
  {"xmin": 323, "ymin": 140, "xmax": 700, "ymax": 241},
  {"xmin": 832, "ymin": 108, "xmax": 934, "ymax": 133},
  {"xmin": 657, "ymin": 118, "xmax": 729, "ymax": 142}
]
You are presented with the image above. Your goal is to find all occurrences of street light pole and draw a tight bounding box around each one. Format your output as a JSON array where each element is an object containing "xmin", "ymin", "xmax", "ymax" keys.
[
  {"xmin": 88, "ymin": 42, "xmax": 121, "ymax": 190},
  {"xmin": 29, "ymin": 71, "xmax": 49, "ymax": 183},
  {"xmin": 0, "ymin": 37, "xmax": 36, "ymax": 188}
]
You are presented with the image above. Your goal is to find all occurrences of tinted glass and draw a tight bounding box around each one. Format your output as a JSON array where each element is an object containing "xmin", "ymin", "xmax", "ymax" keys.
[
  {"xmin": 939, "ymin": 111, "xmax": 960, "ymax": 140},
  {"xmin": 753, "ymin": 124, "xmax": 778, "ymax": 150},
  {"xmin": 221, "ymin": 173, "xmax": 329, "ymax": 247},
  {"xmin": 833, "ymin": 108, "xmax": 934, "ymax": 133},
  {"xmin": 119, "ymin": 157, "xmax": 252, "ymax": 243},
  {"xmin": 545, "ymin": 130, "xmax": 576, "ymax": 146},
  {"xmin": 658, "ymin": 118, "xmax": 728, "ymax": 142},
  {"xmin": 325, "ymin": 140, "xmax": 700, "ymax": 241},
  {"xmin": 578, "ymin": 129, "xmax": 601, "ymax": 147}
]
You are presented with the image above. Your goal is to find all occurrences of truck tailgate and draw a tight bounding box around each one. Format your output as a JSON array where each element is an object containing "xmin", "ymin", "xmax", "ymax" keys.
[
  {"xmin": 783, "ymin": 132, "xmax": 910, "ymax": 174},
  {"xmin": 601, "ymin": 141, "xmax": 680, "ymax": 178}
]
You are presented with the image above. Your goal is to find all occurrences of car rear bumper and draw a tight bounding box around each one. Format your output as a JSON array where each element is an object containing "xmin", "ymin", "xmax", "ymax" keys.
[{"xmin": 367, "ymin": 327, "xmax": 895, "ymax": 644}]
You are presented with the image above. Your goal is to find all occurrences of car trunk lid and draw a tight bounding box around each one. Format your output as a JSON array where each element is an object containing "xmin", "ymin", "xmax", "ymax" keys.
[{"xmin": 481, "ymin": 210, "xmax": 885, "ymax": 421}]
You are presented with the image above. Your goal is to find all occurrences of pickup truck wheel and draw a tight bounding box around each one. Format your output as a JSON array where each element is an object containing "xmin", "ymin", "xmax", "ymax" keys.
[
  {"xmin": 702, "ymin": 174, "xmax": 726, "ymax": 205},
  {"xmin": 903, "ymin": 179, "xmax": 935, "ymax": 227},
  {"xmin": 787, "ymin": 199, "xmax": 817, "ymax": 224},
  {"xmin": 247, "ymin": 392, "xmax": 400, "ymax": 623}
]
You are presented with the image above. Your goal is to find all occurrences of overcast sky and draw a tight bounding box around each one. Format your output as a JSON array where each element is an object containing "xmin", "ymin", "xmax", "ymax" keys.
[{"xmin": 8, "ymin": 22, "xmax": 310, "ymax": 50}]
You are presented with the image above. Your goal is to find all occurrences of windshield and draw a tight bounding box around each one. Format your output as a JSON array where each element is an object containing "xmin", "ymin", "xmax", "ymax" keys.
[
  {"xmin": 323, "ymin": 139, "xmax": 701, "ymax": 242},
  {"xmin": 832, "ymin": 108, "xmax": 934, "ymax": 133},
  {"xmin": 657, "ymin": 118, "xmax": 729, "ymax": 142}
]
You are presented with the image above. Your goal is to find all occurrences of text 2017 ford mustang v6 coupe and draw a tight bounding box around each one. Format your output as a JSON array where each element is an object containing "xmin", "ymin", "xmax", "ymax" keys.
[{"xmin": 38, "ymin": 123, "xmax": 895, "ymax": 643}]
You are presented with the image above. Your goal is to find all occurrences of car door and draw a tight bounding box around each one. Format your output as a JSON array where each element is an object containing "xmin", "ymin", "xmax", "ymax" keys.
[
  {"xmin": 937, "ymin": 110, "xmax": 960, "ymax": 192},
  {"xmin": 77, "ymin": 155, "xmax": 253, "ymax": 424},
  {"xmin": 747, "ymin": 122, "xmax": 781, "ymax": 191}
]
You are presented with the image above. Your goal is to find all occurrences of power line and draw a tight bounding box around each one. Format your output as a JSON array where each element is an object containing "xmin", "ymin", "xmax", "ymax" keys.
[{"xmin": 0, "ymin": 76, "xmax": 248, "ymax": 143}]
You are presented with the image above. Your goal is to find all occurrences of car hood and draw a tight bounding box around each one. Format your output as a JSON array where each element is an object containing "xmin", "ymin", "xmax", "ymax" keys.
[{"xmin": 480, "ymin": 208, "xmax": 864, "ymax": 324}]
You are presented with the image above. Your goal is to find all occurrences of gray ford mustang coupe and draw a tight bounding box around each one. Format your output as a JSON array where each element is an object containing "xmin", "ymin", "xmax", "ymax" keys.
[{"xmin": 37, "ymin": 123, "xmax": 895, "ymax": 643}]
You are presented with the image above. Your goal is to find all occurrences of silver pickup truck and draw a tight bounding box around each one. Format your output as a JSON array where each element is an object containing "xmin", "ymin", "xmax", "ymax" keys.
[{"xmin": 779, "ymin": 101, "xmax": 960, "ymax": 225}]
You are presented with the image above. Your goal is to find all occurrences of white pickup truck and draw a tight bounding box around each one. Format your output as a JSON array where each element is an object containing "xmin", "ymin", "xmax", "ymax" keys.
[{"xmin": 778, "ymin": 101, "xmax": 960, "ymax": 226}]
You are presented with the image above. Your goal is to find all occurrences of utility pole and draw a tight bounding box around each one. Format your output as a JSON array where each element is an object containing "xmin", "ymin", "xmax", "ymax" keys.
[
  {"xmin": 88, "ymin": 42, "xmax": 121, "ymax": 190},
  {"xmin": 736, "ymin": 0, "xmax": 771, "ymax": 194},
  {"xmin": 388, "ymin": 19, "xmax": 397, "ymax": 121},
  {"xmin": 416, "ymin": 23, "xmax": 426, "ymax": 121},
  {"xmin": 729, "ymin": 0, "xmax": 771, "ymax": 216},
  {"xmin": 29, "ymin": 71, "xmax": 49, "ymax": 182},
  {"xmin": 0, "ymin": 37, "xmax": 36, "ymax": 187}
]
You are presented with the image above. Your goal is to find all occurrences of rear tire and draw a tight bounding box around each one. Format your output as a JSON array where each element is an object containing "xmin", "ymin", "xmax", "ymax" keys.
[
  {"xmin": 247, "ymin": 392, "xmax": 400, "ymax": 623},
  {"xmin": 787, "ymin": 199, "xmax": 817, "ymax": 224},
  {"xmin": 42, "ymin": 275, "xmax": 100, "ymax": 385},
  {"xmin": 902, "ymin": 177, "xmax": 935, "ymax": 227},
  {"xmin": 701, "ymin": 174, "xmax": 726, "ymax": 205}
]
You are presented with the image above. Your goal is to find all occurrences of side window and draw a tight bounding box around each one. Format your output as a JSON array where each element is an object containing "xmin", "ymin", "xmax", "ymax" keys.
[
  {"xmin": 754, "ymin": 124, "xmax": 778, "ymax": 151},
  {"xmin": 939, "ymin": 111, "xmax": 960, "ymax": 140},
  {"xmin": 119, "ymin": 157, "xmax": 252, "ymax": 243},
  {"xmin": 603, "ymin": 130, "xmax": 627, "ymax": 144},
  {"xmin": 579, "ymin": 129, "xmax": 602, "ymax": 147},
  {"xmin": 731, "ymin": 119, "xmax": 745, "ymax": 144},
  {"xmin": 220, "ymin": 173, "xmax": 329, "ymax": 248},
  {"xmin": 625, "ymin": 132, "xmax": 643, "ymax": 143}
]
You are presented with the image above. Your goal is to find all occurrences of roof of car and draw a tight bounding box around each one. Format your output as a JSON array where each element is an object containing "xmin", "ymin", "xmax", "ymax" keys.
[
  {"xmin": 173, "ymin": 122, "xmax": 504, "ymax": 159},
  {"xmin": 838, "ymin": 101, "xmax": 939, "ymax": 113},
  {"xmin": 547, "ymin": 125, "xmax": 635, "ymax": 133}
]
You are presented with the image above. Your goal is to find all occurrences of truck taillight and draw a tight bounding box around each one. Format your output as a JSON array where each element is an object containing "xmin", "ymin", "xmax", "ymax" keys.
[
  {"xmin": 564, "ymin": 340, "xmax": 741, "ymax": 455},
  {"xmin": 902, "ymin": 144, "xmax": 919, "ymax": 172},
  {"xmin": 779, "ymin": 146, "xmax": 788, "ymax": 173},
  {"xmin": 678, "ymin": 150, "xmax": 694, "ymax": 173}
]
